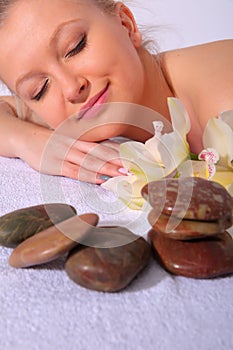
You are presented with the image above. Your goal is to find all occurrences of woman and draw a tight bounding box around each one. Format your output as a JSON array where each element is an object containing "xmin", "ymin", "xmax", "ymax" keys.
[{"xmin": 0, "ymin": 0, "xmax": 232, "ymax": 184}]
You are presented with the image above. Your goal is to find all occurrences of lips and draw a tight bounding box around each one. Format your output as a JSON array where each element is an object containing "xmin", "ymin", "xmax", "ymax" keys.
[{"xmin": 77, "ymin": 84, "xmax": 109, "ymax": 120}]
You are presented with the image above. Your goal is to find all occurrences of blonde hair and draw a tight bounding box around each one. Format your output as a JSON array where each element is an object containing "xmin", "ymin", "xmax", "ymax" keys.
[{"xmin": 0, "ymin": 0, "xmax": 117, "ymax": 21}]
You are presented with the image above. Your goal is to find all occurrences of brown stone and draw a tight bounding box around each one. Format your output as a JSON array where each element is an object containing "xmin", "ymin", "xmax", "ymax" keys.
[
  {"xmin": 148, "ymin": 211, "xmax": 227, "ymax": 240},
  {"xmin": 149, "ymin": 229, "xmax": 233, "ymax": 278},
  {"xmin": 65, "ymin": 227, "xmax": 151, "ymax": 292},
  {"xmin": 79, "ymin": 225, "xmax": 141, "ymax": 248},
  {"xmin": 0, "ymin": 203, "xmax": 77, "ymax": 248},
  {"xmin": 9, "ymin": 214, "xmax": 99, "ymax": 268},
  {"xmin": 142, "ymin": 177, "xmax": 233, "ymax": 223}
]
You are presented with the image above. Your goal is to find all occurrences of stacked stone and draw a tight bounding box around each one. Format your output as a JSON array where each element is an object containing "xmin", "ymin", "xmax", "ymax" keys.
[
  {"xmin": 0, "ymin": 204, "xmax": 151, "ymax": 292},
  {"xmin": 142, "ymin": 177, "xmax": 233, "ymax": 278}
]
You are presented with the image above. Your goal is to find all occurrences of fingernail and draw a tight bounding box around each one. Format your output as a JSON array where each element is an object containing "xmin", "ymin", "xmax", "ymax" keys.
[
  {"xmin": 118, "ymin": 168, "xmax": 129, "ymax": 175},
  {"xmin": 98, "ymin": 175, "xmax": 112, "ymax": 181}
]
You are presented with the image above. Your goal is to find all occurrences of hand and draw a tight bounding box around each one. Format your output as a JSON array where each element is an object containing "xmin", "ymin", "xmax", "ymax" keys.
[{"xmin": 16, "ymin": 124, "xmax": 124, "ymax": 184}]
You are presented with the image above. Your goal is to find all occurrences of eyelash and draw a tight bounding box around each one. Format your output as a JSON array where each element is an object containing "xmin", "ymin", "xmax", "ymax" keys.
[
  {"xmin": 65, "ymin": 33, "xmax": 87, "ymax": 58},
  {"xmin": 32, "ymin": 34, "xmax": 87, "ymax": 102},
  {"xmin": 33, "ymin": 79, "xmax": 49, "ymax": 101}
]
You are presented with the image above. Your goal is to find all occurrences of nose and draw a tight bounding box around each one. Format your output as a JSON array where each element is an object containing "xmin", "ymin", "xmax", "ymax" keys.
[{"xmin": 59, "ymin": 71, "xmax": 89, "ymax": 104}]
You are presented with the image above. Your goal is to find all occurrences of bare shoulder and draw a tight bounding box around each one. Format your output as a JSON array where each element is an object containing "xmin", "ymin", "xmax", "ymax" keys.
[
  {"xmin": 183, "ymin": 39, "xmax": 233, "ymax": 58},
  {"xmin": 163, "ymin": 40, "xmax": 233, "ymax": 128},
  {"xmin": 180, "ymin": 39, "xmax": 233, "ymax": 113},
  {"xmin": 178, "ymin": 39, "xmax": 233, "ymax": 86},
  {"xmin": 163, "ymin": 39, "xmax": 233, "ymax": 84}
]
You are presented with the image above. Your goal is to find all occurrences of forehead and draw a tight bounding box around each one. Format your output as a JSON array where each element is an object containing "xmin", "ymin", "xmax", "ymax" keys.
[
  {"xmin": 0, "ymin": 0, "xmax": 100, "ymax": 89},
  {"xmin": 1, "ymin": 0, "xmax": 93, "ymax": 36},
  {"xmin": 1, "ymin": 0, "xmax": 96, "ymax": 43}
]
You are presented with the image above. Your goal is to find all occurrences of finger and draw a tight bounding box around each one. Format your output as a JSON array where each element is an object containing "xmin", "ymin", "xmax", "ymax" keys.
[
  {"xmin": 99, "ymin": 140, "xmax": 121, "ymax": 151},
  {"xmin": 61, "ymin": 161, "xmax": 112, "ymax": 185},
  {"xmin": 66, "ymin": 142, "xmax": 126, "ymax": 177},
  {"xmin": 66, "ymin": 147, "xmax": 125, "ymax": 177},
  {"xmin": 99, "ymin": 141, "xmax": 123, "ymax": 165},
  {"xmin": 73, "ymin": 140, "xmax": 122, "ymax": 166}
]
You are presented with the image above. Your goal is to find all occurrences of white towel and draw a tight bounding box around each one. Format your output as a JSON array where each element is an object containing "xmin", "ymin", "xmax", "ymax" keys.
[{"xmin": 0, "ymin": 156, "xmax": 232, "ymax": 350}]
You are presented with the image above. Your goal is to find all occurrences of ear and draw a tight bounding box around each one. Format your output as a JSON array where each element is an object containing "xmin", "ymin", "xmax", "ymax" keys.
[{"xmin": 115, "ymin": 2, "xmax": 142, "ymax": 48}]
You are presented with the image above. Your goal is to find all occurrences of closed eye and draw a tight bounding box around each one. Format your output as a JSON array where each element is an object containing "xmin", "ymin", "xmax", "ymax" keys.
[
  {"xmin": 65, "ymin": 34, "xmax": 87, "ymax": 58},
  {"xmin": 31, "ymin": 34, "xmax": 87, "ymax": 102},
  {"xmin": 32, "ymin": 79, "xmax": 49, "ymax": 101}
]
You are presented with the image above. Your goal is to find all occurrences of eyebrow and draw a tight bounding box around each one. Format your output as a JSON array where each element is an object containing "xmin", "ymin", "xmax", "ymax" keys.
[
  {"xmin": 50, "ymin": 19, "xmax": 80, "ymax": 47},
  {"xmin": 15, "ymin": 71, "xmax": 41, "ymax": 94},
  {"xmin": 15, "ymin": 19, "xmax": 80, "ymax": 92}
]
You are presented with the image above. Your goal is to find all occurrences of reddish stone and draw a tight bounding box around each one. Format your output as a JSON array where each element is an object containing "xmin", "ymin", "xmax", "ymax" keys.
[
  {"xmin": 142, "ymin": 177, "xmax": 232, "ymax": 223},
  {"xmin": 9, "ymin": 214, "xmax": 99, "ymax": 268},
  {"xmin": 149, "ymin": 229, "xmax": 233, "ymax": 278},
  {"xmin": 65, "ymin": 228, "xmax": 151, "ymax": 292},
  {"xmin": 148, "ymin": 211, "xmax": 227, "ymax": 240}
]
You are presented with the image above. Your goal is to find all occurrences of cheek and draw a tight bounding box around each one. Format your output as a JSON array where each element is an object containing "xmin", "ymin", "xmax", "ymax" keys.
[
  {"xmin": 29, "ymin": 99, "xmax": 66, "ymax": 129},
  {"xmin": 84, "ymin": 27, "xmax": 143, "ymax": 76}
]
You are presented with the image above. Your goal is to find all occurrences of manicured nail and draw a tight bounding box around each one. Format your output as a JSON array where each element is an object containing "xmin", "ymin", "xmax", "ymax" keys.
[
  {"xmin": 98, "ymin": 175, "xmax": 112, "ymax": 181},
  {"xmin": 118, "ymin": 168, "xmax": 129, "ymax": 175}
]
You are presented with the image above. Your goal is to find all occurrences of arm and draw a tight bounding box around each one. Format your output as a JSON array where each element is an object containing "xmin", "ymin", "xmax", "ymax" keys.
[
  {"xmin": 0, "ymin": 96, "xmax": 123, "ymax": 184},
  {"xmin": 0, "ymin": 95, "xmax": 52, "ymax": 158},
  {"xmin": 0, "ymin": 97, "xmax": 33, "ymax": 158}
]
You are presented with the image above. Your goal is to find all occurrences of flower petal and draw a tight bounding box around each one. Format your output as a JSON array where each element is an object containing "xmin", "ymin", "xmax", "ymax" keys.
[
  {"xmin": 158, "ymin": 131, "xmax": 190, "ymax": 172},
  {"xmin": 203, "ymin": 117, "xmax": 233, "ymax": 169},
  {"xmin": 226, "ymin": 182, "xmax": 233, "ymax": 196},
  {"xmin": 212, "ymin": 167, "xmax": 233, "ymax": 190},
  {"xmin": 219, "ymin": 110, "xmax": 233, "ymax": 130},
  {"xmin": 145, "ymin": 137, "xmax": 163, "ymax": 164},
  {"xmin": 167, "ymin": 97, "xmax": 191, "ymax": 135},
  {"xmin": 178, "ymin": 160, "xmax": 209, "ymax": 179},
  {"xmin": 120, "ymin": 141, "xmax": 165, "ymax": 181},
  {"xmin": 101, "ymin": 175, "xmax": 146, "ymax": 210},
  {"xmin": 198, "ymin": 148, "xmax": 219, "ymax": 164}
]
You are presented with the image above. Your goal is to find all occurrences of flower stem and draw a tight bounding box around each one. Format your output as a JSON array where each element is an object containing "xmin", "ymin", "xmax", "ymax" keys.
[{"xmin": 190, "ymin": 152, "xmax": 199, "ymax": 161}]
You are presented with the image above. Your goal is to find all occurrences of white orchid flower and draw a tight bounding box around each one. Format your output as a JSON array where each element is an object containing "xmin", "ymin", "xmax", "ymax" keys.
[
  {"xmin": 102, "ymin": 98, "xmax": 233, "ymax": 209},
  {"xmin": 200, "ymin": 111, "xmax": 233, "ymax": 194},
  {"xmin": 145, "ymin": 97, "xmax": 191, "ymax": 172},
  {"xmin": 102, "ymin": 98, "xmax": 192, "ymax": 209},
  {"xmin": 178, "ymin": 111, "xmax": 233, "ymax": 195},
  {"xmin": 203, "ymin": 111, "xmax": 233, "ymax": 169}
]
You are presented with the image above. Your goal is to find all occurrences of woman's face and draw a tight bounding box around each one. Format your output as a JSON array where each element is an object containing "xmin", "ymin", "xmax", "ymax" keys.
[{"xmin": 0, "ymin": 0, "xmax": 147, "ymax": 139}]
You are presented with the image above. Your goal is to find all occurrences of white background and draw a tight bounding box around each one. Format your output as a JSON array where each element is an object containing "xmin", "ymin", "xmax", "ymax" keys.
[{"xmin": 131, "ymin": 0, "xmax": 233, "ymax": 50}]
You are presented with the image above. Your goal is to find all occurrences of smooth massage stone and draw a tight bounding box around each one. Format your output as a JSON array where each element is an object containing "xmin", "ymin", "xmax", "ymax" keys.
[
  {"xmin": 79, "ymin": 225, "xmax": 141, "ymax": 248},
  {"xmin": 9, "ymin": 213, "xmax": 99, "ymax": 268},
  {"xmin": 142, "ymin": 177, "xmax": 233, "ymax": 223},
  {"xmin": 0, "ymin": 203, "xmax": 77, "ymax": 248},
  {"xmin": 65, "ymin": 228, "xmax": 151, "ymax": 292},
  {"xmin": 148, "ymin": 211, "xmax": 228, "ymax": 240},
  {"xmin": 149, "ymin": 229, "xmax": 233, "ymax": 278}
]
